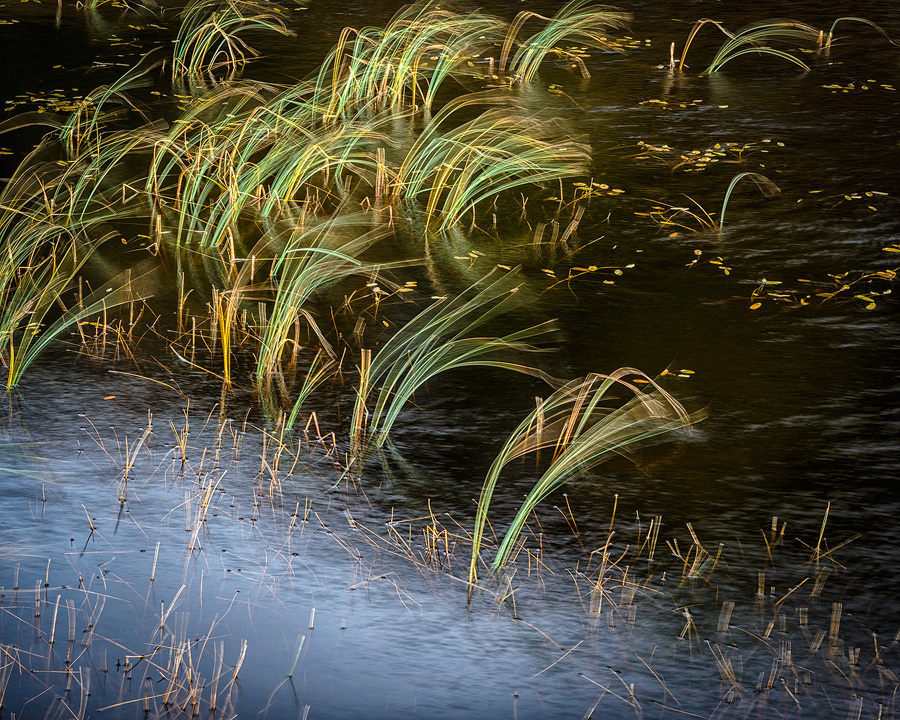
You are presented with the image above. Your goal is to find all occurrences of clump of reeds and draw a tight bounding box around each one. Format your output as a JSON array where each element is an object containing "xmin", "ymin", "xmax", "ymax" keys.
[
  {"xmin": 676, "ymin": 16, "xmax": 897, "ymax": 74},
  {"xmin": 254, "ymin": 214, "xmax": 415, "ymax": 395},
  {"xmin": 311, "ymin": 2, "xmax": 505, "ymax": 116},
  {"xmin": 173, "ymin": 0, "xmax": 294, "ymax": 82},
  {"xmin": 499, "ymin": 0, "xmax": 631, "ymax": 83},
  {"xmin": 0, "ymin": 129, "xmax": 150, "ymax": 387},
  {"xmin": 399, "ymin": 96, "xmax": 591, "ymax": 231},
  {"xmin": 469, "ymin": 369, "xmax": 703, "ymax": 585},
  {"xmin": 349, "ymin": 265, "xmax": 559, "ymax": 463}
]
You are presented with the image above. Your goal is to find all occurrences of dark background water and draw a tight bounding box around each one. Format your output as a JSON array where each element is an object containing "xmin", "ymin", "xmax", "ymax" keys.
[{"xmin": 1, "ymin": 0, "xmax": 899, "ymax": 717}]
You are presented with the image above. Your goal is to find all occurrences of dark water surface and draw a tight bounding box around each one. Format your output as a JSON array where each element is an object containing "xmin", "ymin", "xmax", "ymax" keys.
[{"xmin": 1, "ymin": 0, "xmax": 899, "ymax": 718}]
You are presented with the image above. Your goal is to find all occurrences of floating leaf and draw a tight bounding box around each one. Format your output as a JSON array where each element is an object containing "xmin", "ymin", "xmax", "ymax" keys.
[{"xmin": 749, "ymin": 302, "xmax": 762, "ymax": 310}]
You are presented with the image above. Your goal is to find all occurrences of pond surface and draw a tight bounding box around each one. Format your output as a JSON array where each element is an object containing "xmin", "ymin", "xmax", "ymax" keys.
[{"xmin": 1, "ymin": 0, "xmax": 899, "ymax": 718}]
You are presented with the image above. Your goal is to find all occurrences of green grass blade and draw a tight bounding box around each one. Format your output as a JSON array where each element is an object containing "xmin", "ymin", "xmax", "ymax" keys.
[{"xmin": 470, "ymin": 370, "xmax": 703, "ymax": 585}]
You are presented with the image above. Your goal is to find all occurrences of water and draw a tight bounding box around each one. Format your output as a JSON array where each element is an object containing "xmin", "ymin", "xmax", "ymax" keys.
[{"xmin": 1, "ymin": 0, "xmax": 899, "ymax": 717}]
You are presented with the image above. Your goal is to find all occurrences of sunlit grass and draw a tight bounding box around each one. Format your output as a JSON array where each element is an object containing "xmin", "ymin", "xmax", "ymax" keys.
[
  {"xmin": 173, "ymin": 0, "xmax": 294, "ymax": 82},
  {"xmin": 469, "ymin": 369, "xmax": 703, "ymax": 585},
  {"xmin": 0, "ymin": 3, "xmax": 897, "ymax": 718},
  {"xmin": 705, "ymin": 20, "xmax": 820, "ymax": 74},
  {"xmin": 678, "ymin": 16, "xmax": 896, "ymax": 74},
  {"xmin": 824, "ymin": 16, "xmax": 898, "ymax": 53},
  {"xmin": 500, "ymin": 0, "xmax": 631, "ymax": 83},
  {"xmin": 312, "ymin": 1, "xmax": 504, "ymax": 117},
  {"xmin": 255, "ymin": 214, "xmax": 417, "ymax": 397},
  {"xmin": 0, "ymin": 236, "xmax": 140, "ymax": 388},
  {"xmin": 351, "ymin": 265, "xmax": 558, "ymax": 460},
  {"xmin": 644, "ymin": 172, "xmax": 780, "ymax": 234},
  {"xmin": 399, "ymin": 97, "xmax": 590, "ymax": 231}
]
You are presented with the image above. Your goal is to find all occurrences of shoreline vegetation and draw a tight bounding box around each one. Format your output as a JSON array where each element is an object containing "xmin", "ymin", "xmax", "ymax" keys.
[{"xmin": 1, "ymin": 0, "xmax": 898, "ymax": 716}]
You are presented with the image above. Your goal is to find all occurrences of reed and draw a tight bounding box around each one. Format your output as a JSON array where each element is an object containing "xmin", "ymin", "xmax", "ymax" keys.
[
  {"xmin": 676, "ymin": 18, "xmax": 734, "ymax": 72},
  {"xmin": 469, "ymin": 369, "xmax": 703, "ymax": 585},
  {"xmin": 350, "ymin": 265, "xmax": 559, "ymax": 459},
  {"xmin": 679, "ymin": 19, "xmax": 821, "ymax": 75},
  {"xmin": 705, "ymin": 21, "xmax": 820, "ymax": 74},
  {"xmin": 284, "ymin": 350, "xmax": 341, "ymax": 431},
  {"xmin": 644, "ymin": 197, "xmax": 718, "ymax": 234},
  {"xmin": 823, "ymin": 17, "xmax": 897, "ymax": 53},
  {"xmin": 312, "ymin": 1, "xmax": 504, "ymax": 117},
  {"xmin": 399, "ymin": 102, "xmax": 590, "ymax": 231},
  {"xmin": 644, "ymin": 172, "xmax": 779, "ymax": 235},
  {"xmin": 149, "ymin": 85, "xmax": 396, "ymax": 248},
  {"xmin": 59, "ymin": 50, "xmax": 162, "ymax": 159},
  {"xmin": 254, "ymin": 214, "xmax": 416, "ymax": 395},
  {"xmin": 719, "ymin": 172, "xmax": 780, "ymax": 231},
  {"xmin": 0, "ymin": 121, "xmax": 153, "ymax": 383},
  {"xmin": 172, "ymin": 0, "xmax": 294, "ymax": 81},
  {"xmin": 0, "ymin": 234, "xmax": 142, "ymax": 387},
  {"xmin": 499, "ymin": 0, "xmax": 631, "ymax": 83}
]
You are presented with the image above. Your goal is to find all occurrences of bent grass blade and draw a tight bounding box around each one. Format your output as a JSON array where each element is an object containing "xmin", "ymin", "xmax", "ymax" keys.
[{"xmin": 470, "ymin": 369, "xmax": 704, "ymax": 586}]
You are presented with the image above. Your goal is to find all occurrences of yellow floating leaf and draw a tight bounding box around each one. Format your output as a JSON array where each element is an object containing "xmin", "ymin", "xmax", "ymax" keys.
[
  {"xmin": 749, "ymin": 302, "xmax": 762, "ymax": 310},
  {"xmin": 882, "ymin": 247, "xmax": 900, "ymax": 252},
  {"xmin": 866, "ymin": 302, "xmax": 876, "ymax": 310},
  {"xmin": 103, "ymin": 395, "xmax": 116, "ymax": 400}
]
